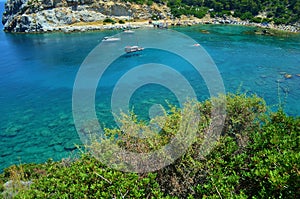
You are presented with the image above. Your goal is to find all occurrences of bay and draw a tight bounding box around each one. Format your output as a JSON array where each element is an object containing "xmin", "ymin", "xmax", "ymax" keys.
[{"xmin": 0, "ymin": 2, "xmax": 299, "ymax": 172}]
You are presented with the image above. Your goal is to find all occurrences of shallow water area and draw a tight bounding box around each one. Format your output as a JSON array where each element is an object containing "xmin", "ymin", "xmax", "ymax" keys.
[
  {"xmin": 1, "ymin": 2, "xmax": 300, "ymax": 172},
  {"xmin": 174, "ymin": 25, "xmax": 300, "ymax": 113}
]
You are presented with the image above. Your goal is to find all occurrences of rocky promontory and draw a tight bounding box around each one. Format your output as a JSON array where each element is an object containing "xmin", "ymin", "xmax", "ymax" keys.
[{"xmin": 2, "ymin": 0, "xmax": 171, "ymax": 32}]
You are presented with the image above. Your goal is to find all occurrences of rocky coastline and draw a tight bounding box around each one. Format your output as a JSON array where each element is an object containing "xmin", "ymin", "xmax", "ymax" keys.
[
  {"xmin": 2, "ymin": 0, "xmax": 299, "ymax": 34},
  {"xmin": 2, "ymin": 0, "xmax": 171, "ymax": 33}
]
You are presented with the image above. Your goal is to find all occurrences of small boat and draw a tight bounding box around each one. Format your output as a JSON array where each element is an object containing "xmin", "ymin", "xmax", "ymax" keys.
[
  {"xmin": 123, "ymin": 29, "xmax": 134, "ymax": 34},
  {"xmin": 102, "ymin": 36, "xmax": 121, "ymax": 42},
  {"xmin": 125, "ymin": 46, "xmax": 144, "ymax": 53}
]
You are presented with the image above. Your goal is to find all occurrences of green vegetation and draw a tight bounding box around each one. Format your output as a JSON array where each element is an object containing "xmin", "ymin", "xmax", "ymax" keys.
[
  {"xmin": 103, "ymin": 18, "xmax": 116, "ymax": 24},
  {"xmin": 118, "ymin": 19, "xmax": 125, "ymax": 24},
  {"xmin": 126, "ymin": 0, "xmax": 157, "ymax": 6},
  {"xmin": 1, "ymin": 93, "xmax": 299, "ymax": 198},
  {"xmin": 125, "ymin": 0, "xmax": 300, "ymax": 24}
]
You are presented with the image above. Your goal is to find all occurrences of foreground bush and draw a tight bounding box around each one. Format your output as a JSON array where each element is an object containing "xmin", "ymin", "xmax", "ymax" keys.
[
  {"xmin": 0, "ymin": 94, "xmax": 299, "ymax": 198},
  {"xmin": 0, "ymin": 156, "xmax": 167, "ymax": 198},
  {"xmin": 192, "ymin": 110, "xmax": 299, "ymax": 198}
]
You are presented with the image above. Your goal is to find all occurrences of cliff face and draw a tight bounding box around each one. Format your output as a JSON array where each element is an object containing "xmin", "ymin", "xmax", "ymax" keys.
[{"xmin": 2, "ymin": 0, "xmax": 171, "ymax": 32}]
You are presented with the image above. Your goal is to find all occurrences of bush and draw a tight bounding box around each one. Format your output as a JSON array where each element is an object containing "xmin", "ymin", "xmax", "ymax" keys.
[
  {"xmin": 146, "ymin": 0, "xmax": 153, "ymax": 6},
  {"xmin": 245, "ymin": 111, "xmax": 300, "ymax": 197},
  {"xmin": 151, "ymin": 14, "xmax": 159, "ymax": 20},
  {"xmin": 193, "ymin": 7, "xmax": 209, "ymax": 19},
  {"xmin": 118, "ymin": 20, "xmax": 125, "ymax": 24},
  {"xmin": 209, "ymin": 11, "xmax": 216, "ymax": 18},
  {"xmin": 273, "ymin": 17, "xmax": 289, "ymax": 25},
  {"xmin": 262, "ymin": 18, "xmax": 272, "ymax": 23},
  {"xmin": 1, "ymin": 94, "xmax": 298, "ymax": 198},
  {"xmin": 267, "ymin": 12, "xmax": 274, "ymax": 18},
  {"xmin": 220, "ymin": 10, "xmax": 231, "ymax": 16},
  {"xmin": 240, "ymin": 11, "xmax": 253, "ymax": 20},
  {"xmin": 194, "ymin": 110, "xmax": 300, "ymax": 198},
  {"xmin": 3, "ymin": 155, "xmax": 167, "ymax": 198},
  {"xmin": 251, "ymin": 17, "xmax": 262, "ymax": 23},
  {"xmin": 154, "ymin": 93, "xmax": 266, "ymax": 197},
  {"xmin": 233, "ymin": 11, "xmax": 242, "ymax": 18},
  {"xmin": 103, "ymin": 18, "xmax": 115, "ymax": 24}
]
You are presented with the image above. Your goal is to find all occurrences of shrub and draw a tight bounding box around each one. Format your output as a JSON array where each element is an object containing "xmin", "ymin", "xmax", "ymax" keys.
[
  {"xmin": 146, "ymin": 0, "xmax": 153, "ymax": 6},
  {"xmin": 240, "ymin": 11, "xmax": 253, "ymax": 20},
  {"xmin": 5, "ymin": 155, "xmax": 168, "ymax": 198},
  {"xmin": 267, "ymin": 12, "xmax": 274, "ymax": 18},
  {"xmin": 151, "ymin": 14, "xmax": 159, "ymax": 20},
  {"xmin": 251, "ymin": 17, "xmax": 262, "ymax": 23},
  {"xmin": 189, "ymin": 110, "xmax": 300, "ymax": 198},
  {"xmin": 233, "ymin": 11, "xmax": 242, "ymax": 18},
  {"xmin": 155, "ymin": 93, "xmax": 266, "ymax": 197},
  {"xmin": 193, "ymin": 7, "xmax": 209, "ymax": 19},
  {"xmin": 273, "ymin": 17, "xmax": 289, "ymax": 25},
  {"xmin": 210, "ymin": 11, "xmax": 216, "ymax": 18},
  {"xmin": 1, "ymin": 94, "xmax": 298, "ymax": 198},
  {"xmin": 262, "ymin": 18, "xmax": 272, "ymax": 23},
  {"xmin": 103, "ymin": 18, "xmax": 115, "ymax": 24},
  {"xmin": 220, "ymin": 10, "xmax": 231, "ymax": 16},
  {"xmin": 118, "ymin": 19, "xmax": 125, "ymax": 24}
]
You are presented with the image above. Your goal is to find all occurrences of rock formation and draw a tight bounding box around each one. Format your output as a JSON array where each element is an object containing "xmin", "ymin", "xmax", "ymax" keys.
[{"xmin": 2, "ymin": 0, "xmax": 171, "ymax": 32}]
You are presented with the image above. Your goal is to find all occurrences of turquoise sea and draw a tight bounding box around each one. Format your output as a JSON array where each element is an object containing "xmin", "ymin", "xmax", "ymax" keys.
[{"xmin": 1, "ymin": 2, "xmax": 300, "ymax": 172}]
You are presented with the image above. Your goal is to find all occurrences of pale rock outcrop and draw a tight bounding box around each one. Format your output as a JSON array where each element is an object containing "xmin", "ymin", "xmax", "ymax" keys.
[{"xmin": 2, "ymin": 0, "xmax": 171, "ymax": 32}]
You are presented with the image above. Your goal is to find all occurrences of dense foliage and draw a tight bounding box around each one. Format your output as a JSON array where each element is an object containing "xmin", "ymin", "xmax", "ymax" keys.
[
  {"xmin": 126, "ymin": 0, "xmax": 300, "ymax": 24},
  {"xmin": 0, "ymin": 94, "xmax": 299, "ymax": 198}
]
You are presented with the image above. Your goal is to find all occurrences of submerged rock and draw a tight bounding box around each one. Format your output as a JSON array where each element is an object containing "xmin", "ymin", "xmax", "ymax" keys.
[
  {"xmin": 4, "ymin": 125, "xmax": 24, "ymax": 137},
  {"xmin": 1, "ymin": 150, "xmax": 13, "ymax": 158},
  {"xmin": 284, "ymin": 74, "xmax": 292, "ymax": 79},
  {"xmin": 53, "ymin": 144, "xmax": 64, "ymax": 152},
  {"xmin": 63, "ymin": 140, "xmax": 78, "ymax": 151},
  {"xmin": 48, "ymin": 138, "xmax": 63, "ymax": 147},
  {"xmin": 254, "ymin": 29, "xmax": 275, "ymax": 36}
]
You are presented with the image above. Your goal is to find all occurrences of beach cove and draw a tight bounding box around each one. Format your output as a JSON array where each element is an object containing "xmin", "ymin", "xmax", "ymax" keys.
[
  {"xmin": 2, "ymin": 0, "xmax": 299, "ymax": 33},
  {"xmin": 1, "ymin": 1, "xmax": 300, "ymax": 172}
]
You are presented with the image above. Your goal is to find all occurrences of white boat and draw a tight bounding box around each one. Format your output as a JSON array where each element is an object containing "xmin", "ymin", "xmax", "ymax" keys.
[
  {"xmin": 124, "ymin": 10, "xmax": 134, "ymax": 34},
  {"xmin": 123, "ymin": 29, "xmax": 134, "ymax": 34},
  {"xmin": 102, "ymin": 36, "xmax": 121, "ymax": 42},
  {"xmin": 125, "ymin": 46, "xmax": 144, "ymax": 53}
]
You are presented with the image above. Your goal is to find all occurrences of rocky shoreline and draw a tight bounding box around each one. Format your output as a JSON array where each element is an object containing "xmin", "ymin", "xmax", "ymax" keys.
[
  {"xmin": 2, "ymin": 0, "xmax": 299, "ymax": 34},
  {"xmin": 2, "ymin": 0, "xmax": 171, "ymax": 33},
  {"xmin": 54, "ymin": 17, "xmax": 299, "ymax": 35},
  {"xmin": 4, "ymin": 17, "xmax": 299, "ymax": 35},
  {"xmin": 203, "ymin": 16, "xmax": 299, "ymax": 33}
]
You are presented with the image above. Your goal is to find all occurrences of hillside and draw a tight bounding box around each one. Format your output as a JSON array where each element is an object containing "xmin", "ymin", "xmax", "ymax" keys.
[
  {"xmin": 2, "ymin": 0, "xmax": 300, "ymax": 33},
  {"xmin": 2, "ymin": 0, "xmax": 170, "ymax": 32},
  {"xmin": 166, "ymin": 0, "xmax": 300, "ymax": 24}
]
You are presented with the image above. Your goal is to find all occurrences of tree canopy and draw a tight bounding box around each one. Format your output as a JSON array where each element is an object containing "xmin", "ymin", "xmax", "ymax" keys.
[{"xmin": 126, "ymin": 0, "xmax": 300, "ymax": 24}]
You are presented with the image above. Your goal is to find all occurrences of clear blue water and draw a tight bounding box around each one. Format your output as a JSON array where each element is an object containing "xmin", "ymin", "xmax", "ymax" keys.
[{"xmin": 1, "ymin": 2, "xmax": 300, "ymax": 172}]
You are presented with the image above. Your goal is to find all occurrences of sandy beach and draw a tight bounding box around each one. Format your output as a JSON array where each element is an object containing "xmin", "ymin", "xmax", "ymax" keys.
[{"xmin": 52, "ymin": 16, "xmax": 299, "ymax": 34}]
